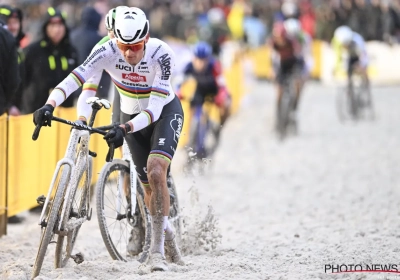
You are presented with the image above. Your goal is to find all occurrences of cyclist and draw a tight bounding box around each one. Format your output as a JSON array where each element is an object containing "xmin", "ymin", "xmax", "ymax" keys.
[
  {"xmin": 176, "ymin": 41, "xmax": 231, "ymax": 145},
  {"xmin": 75, "ymin": 6, "xmax": 148, "ymax": 256},
  {"xmin": 283, "ymin": 18, "xmax": 313, "ymax": 93},
  {"xmin": 332, "ymin": 25, "xmax": 369, "ymax": 94},
  {"xmin": 33, "ymin": 7, "xmax": 184, "ymax": 272},
  {"xmin": 269, "ymin": 21, "xmax": 303, "ymax": 128}
]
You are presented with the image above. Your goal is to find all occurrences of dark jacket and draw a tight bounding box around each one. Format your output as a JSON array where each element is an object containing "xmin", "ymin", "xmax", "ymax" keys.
[
  {"xmin": 0, "ymin": 25, "xmax": 20, "ymax": 115},
  {"xmin": 21, "ymin": 9, "xmax": 79, "ymax": 114},
  {"xmin": 0, "ymin": 5, "xmax": 25, "ymax": 110},
  {"xmin": 70, "ymin": 7, "xmax": 111, "ymax": 98},
  {"xmin": 70, "ymin": 7, "xmax": 102, "ymax": 64}
]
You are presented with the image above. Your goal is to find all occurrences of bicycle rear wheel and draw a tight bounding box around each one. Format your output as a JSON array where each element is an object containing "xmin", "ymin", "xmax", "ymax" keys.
[
  {"xmin": 96, "ymin": 159, "xmax": 151, "ymax": 262},
  {"xmin": 277, "ymin": 78, "xmax": 295, "ymax": 140},
  {"xmin": 32, "ymin": 164, "xmax": 70, "ymax": 279},
  {"xmin": 55, "ymin": 157, "xmax": 92, "ymax": 268}
]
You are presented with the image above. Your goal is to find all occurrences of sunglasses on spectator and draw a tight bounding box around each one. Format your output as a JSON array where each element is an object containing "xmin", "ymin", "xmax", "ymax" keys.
[{"xmin": 116, "ymin": 40, "xmax": 145, "ymax": 52}]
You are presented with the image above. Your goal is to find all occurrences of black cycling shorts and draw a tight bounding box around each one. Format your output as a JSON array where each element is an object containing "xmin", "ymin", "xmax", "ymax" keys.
[
  {"xmin": 277, "ymin": 57, "xmax": 303, "ymax": 85},
  {"xmin": 120, "ymin": 96, "xmax": 184, "ymax": 187},
  {"xmin": 347, "ymin": 55, "xmax": 359, "ymax": 78}
]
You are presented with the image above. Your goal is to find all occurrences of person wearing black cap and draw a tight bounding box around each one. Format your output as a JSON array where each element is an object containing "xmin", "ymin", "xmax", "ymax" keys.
[
  {"xmin": 0, "ymin": 5, "xmax": 25, "ymax": 116},
  {"xmin": 0, "ymin": 19, "xmax": 22, "ymax": 224},
  {"xmin": 21, "ymin": 7, "xmax": 79, "ymax": 114},
  {"xmin": 0, "ymin": 19, "xmax": 20, "ymax": 116}
]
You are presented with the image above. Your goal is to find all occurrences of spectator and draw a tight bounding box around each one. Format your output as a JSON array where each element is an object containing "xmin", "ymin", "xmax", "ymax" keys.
[
  {"xmin": 21, "ymin": 7, "xmax": 79, "ymax": 114},
  {"xmin": 70, "ymin": 6, "xmax": 111, "ymax": 99},
  {"xmin": 244, "ymin": 9, "xmax": 267, "ymax": 48},
  {"xmin": 366, "ymin": 0, "xmax": 383, "ymax": 41},
  {"xmin": 207, "ymin": 7, "xmax": 231, "ymax": 54},
  {"xmin": 299, "ymin": 0, "xmax": 316, "ymax": 38},
  {"xmin": 0, "ymin": 20, "xmax": 22, "ymax": 224},
  {"xmin": 227, "ymin": 0, "xmax": 250, "ymax": 41},
  {"xmin": 0, "ymin": 19, "xmax": 20, "ymax": 116},
  {"xmin": 0, "ymin": 5, "xmax": 25, "ymax": 116},
  {"xmin": 380, "ymin": 0, "xmax": 396, "ymax": 43}
]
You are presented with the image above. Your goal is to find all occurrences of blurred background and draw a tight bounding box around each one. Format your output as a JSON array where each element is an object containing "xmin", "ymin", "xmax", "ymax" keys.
[{"xmin": 3, "ymin": 0, "xmax": 400, "ymax": 48}]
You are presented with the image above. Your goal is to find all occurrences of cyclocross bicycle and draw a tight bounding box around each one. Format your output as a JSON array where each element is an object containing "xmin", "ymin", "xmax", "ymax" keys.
[
  {"xmin": 276, "ymin": 72, "xmax": 298, "ymax": 141},
  {"xmin": 95, "ymin": 126, "xmax": 182, "ymax": 263},
  {"xmin": 31, "ymin": 97, "xmax": 115, "ymax": 279},
  {"xmin": 185, "ymin": 97, "xmax": 220, "ymax": 175},
  {"xmin": 336, "ymin": 72, "xmax": 374, "ymax": 121}
]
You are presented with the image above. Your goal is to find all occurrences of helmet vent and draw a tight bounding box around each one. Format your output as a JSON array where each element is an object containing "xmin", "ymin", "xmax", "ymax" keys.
[{"xmin": 139, "ymin": 21, "xmax": 149, "ymax": 39}]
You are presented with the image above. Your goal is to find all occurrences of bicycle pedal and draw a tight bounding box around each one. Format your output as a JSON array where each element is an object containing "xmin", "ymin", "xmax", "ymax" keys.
[{"xmin": 36, "ymin": 195, "xmax": 46, "ymax": 206}]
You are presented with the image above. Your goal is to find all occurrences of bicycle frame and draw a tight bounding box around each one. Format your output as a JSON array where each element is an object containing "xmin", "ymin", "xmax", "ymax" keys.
[
  {"xmin": 38, "ymin": 128, "xmax": 91, "ymax": 232},
  {"xmin": 58, "ymin": 129, "xmax": 92, "ymax": 233}
]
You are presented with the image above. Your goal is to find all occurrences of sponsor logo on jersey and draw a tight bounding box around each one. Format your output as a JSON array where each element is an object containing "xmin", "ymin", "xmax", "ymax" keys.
[
  {"xmin": 122, "ymin": 72, "xmax": 147, "ymax": 82},
  {"xmin": 170, "ymin": 114, "xmax": 183, "ymax": 144},
  {"xmin": 121, "ymin": 81, "xmax": 149, "ymax": 87},
  {"xmin": 119, "ymin": 59, "xmax": 125, "ymax": 62},
  {"xmin": 108, "ymin": 41, "xmax": 116, "ymax": 54},
  {"xmin": 83, "ymin": 46, "xmax": 106, "ymax": 66},
  {"xmin": 151, "ymin": 45, "xmax": 162, "ymax": 58},
  {"xmin": 78, "ymin": 66, "xmax": 85, "ymax": 72},
  {"xmin": 140, "ymin": 61, "xmax": 147, "ymax": 65},
  {"xmin": 158, "ymin": 53, "xmax": 171, "ymax": 80},
  {"xmin": 116, "ymin": 64, "xmax": 132, "ymax": 71}
]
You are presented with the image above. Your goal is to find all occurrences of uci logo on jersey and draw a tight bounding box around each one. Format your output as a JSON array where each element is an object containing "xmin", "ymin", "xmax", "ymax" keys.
[{"xmin": 116, "ymin": 64, "xmax": 132, "ymax": 71}]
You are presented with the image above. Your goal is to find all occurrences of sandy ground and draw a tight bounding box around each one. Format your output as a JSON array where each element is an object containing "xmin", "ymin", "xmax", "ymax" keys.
[{"xmin": 1, "ymin": 81, "xmax": 400, "ymax": 280}]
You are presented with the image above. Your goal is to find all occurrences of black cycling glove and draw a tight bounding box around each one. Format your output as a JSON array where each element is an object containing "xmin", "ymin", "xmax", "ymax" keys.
[
  {"xmin": 33, "ymin": 104, "xmax": 55, "ymax": 127},
  {"xmin": 103, "ymin": 125, "xmax": 126, "ymax": 149}
]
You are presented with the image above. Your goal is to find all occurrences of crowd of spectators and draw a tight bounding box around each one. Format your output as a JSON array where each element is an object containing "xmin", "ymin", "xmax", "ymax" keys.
[{"xmin": 3, "ymin": 0, "xmax": 400, "ymax": 51}]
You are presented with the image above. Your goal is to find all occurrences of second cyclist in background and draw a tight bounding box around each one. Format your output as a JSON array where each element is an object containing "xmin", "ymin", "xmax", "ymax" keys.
[
  {"xmin": 284, "ymin": 18, "xmax": 313, "ymax": 94},
  {"xmin": 332, "ymin": 26, "xmax": 370, "ymax": 100},
  {"xmin": 176, "ymin": 41, "xmax": 231, "ymax": 143},
  {"xmin": 269, "ymin": 21, "xmax": 304, "ymax": 129}
]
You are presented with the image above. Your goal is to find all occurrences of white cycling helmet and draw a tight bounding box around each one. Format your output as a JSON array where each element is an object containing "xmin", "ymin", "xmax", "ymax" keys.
[
  {"xmin": 284, "ymin": 18, "xmax": 301, "ymax": 37},
  {"xmin": 334, "ymin": 26, "xmax": 353, "ymax": 45},
  {"xmin": 105, "ymin": 6, "xmax": 128, "ymax": 31},
  {"xmin": 114, "ymin": 7, "xmax": 149, "ymax": 44},
  {"xmin": 281, "ymin": 1, "xmax": 297, "ymax": 17}
]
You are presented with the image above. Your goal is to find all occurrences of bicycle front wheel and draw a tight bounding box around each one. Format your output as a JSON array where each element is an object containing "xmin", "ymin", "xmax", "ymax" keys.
[
  {"xmin": 32, "ymin": 164, "xmax": 70, "ymax": 279},
  {"xmin": 96, "ymin": 159, "xmax": 151, "ymax": 262},
  {"xmin": 55, "ymin": 157, "xmax": 92, "ymax": 268}
]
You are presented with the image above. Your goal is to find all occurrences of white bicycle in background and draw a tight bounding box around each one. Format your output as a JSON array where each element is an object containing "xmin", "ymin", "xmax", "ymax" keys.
[
  {"xmin": 95, "ymin": 127, "xmax": 182, "ymax": 263},
  {"xmin": 31, "ymin": 97, "xmax": 114, "ymax": 279}
]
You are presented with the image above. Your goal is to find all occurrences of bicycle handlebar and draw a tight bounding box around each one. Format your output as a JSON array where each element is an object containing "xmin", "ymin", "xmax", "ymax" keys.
[{"xmin": 32, "ymin": 112, "xmax": 115, "ymax": 162}]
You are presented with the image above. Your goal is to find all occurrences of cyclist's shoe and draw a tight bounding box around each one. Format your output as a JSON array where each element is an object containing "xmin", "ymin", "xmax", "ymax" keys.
[
  {"xmin": 149, "ymin": 252, "xmax": 169, "ymax": 272},
  {"xmin": 165, "ymin": 237, "xmax": 185, "ymax": 265},
  {"xmin": 127, "ymin": 225, "xmax": 144, "ymax": 256}
]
